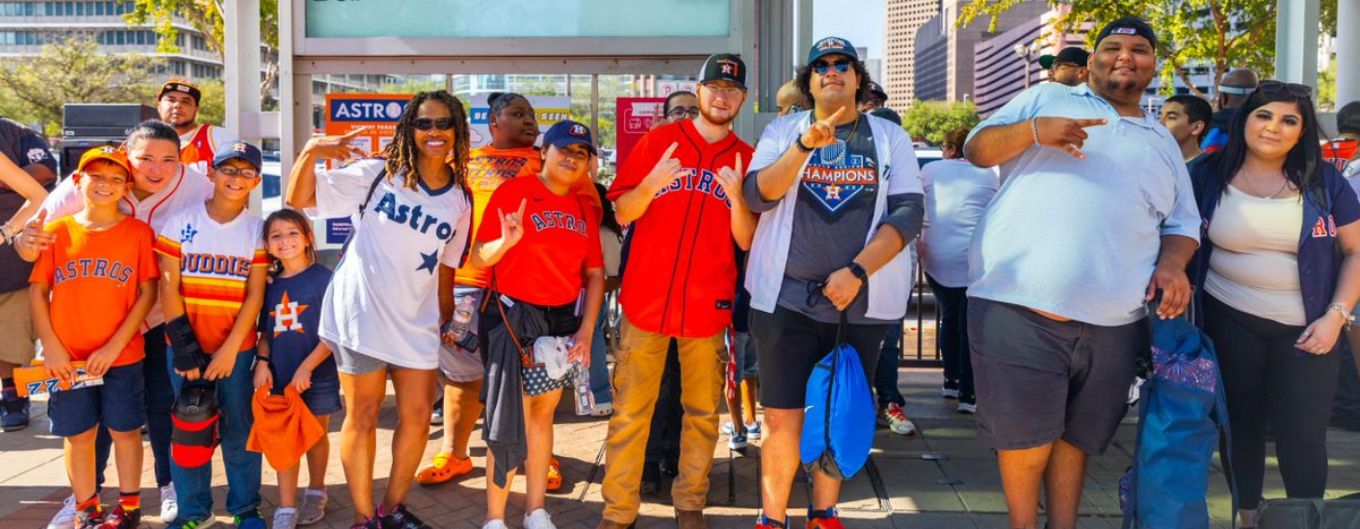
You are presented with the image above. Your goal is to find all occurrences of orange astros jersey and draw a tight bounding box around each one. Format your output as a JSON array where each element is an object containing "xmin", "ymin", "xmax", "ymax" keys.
[
  {"xmin": 179, "ymin": 124, "xmax": 237, "ymax": 177},
  {"xmin": 607, "ymin": 119, "xmax": 753, "ymax": 338}
]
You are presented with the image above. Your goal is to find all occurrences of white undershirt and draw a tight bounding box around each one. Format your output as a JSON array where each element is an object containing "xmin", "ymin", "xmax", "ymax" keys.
[{"xmin": 1204, "ymin": 185, "xmax": 1306, "ymax": 325}]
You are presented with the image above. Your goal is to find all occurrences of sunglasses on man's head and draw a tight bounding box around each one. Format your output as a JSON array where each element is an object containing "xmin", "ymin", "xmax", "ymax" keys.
[
  {"xmin": 812, "ymin": 60, "xmax": 852, "ymax": 75},
  {"xmin": 1258, "ymin": 80, "xmax": 1312, "ymax": 98},
  {"xmin": 413, "ymin": 117, "xmax": 456, "ymax": 131}
]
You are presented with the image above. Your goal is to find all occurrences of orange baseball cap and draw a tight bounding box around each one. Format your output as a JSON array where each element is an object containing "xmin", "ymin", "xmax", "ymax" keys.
[{"xmin": 75, "ymin": 146, "xmax": 133, "ymax": 177}]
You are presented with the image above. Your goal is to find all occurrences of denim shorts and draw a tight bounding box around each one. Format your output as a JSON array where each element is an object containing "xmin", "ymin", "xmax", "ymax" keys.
[
  {"xmin": 48, "ymin": 362, "xmax": 147, "ymax": 437},
  {"xmin": 276, "ymin": 375, "xmax": 342, "ymax": 416},
  {"xmin": 732, "ymin": 331, "xmax": 759, "ymax": 380}
]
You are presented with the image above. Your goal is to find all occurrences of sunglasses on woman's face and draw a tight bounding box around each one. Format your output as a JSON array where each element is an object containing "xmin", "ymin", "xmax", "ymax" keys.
[
  {"xmin": 812, "ymin": 60, "xmax": 852, "ymax": 76},
  {"xmin": 413, "ymin": 117, "xmax": 456, "ymax": 131},
  {"xmin": 1258, "ymin": 80, "xmax": 1312, "ymax": 98}
]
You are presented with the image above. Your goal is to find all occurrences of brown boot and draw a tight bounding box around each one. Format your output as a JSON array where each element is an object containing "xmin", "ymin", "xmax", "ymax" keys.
[
  {"xmin": 677, "ymin": 509, "xmax": 708, "ymax": 529},
  {"xmin": 596, "ymin": 518, "xmax": 634, "ymax": 529}
]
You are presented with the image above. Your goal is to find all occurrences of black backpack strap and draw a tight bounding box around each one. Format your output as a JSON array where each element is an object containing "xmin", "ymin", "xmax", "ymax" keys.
[{"xmin": 341, "ymin": 167, "xmax": 387, "ymax": 255}]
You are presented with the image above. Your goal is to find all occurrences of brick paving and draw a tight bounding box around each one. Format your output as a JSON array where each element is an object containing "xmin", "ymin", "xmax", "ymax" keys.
[{"xmin": 3, "ymin": 368, "xmax": 1359, "ymax": 529}]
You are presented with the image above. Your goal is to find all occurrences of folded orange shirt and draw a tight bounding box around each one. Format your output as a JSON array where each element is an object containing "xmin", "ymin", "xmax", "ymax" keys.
[{"xmin": 247, "ymin": 385, "xmax": 324, "ymax": 471}]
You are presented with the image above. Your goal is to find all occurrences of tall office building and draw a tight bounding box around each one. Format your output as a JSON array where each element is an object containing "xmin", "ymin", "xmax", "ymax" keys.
[{"xmin": 884, "ymin": 0, "xmax": 940, "ymax": 110}]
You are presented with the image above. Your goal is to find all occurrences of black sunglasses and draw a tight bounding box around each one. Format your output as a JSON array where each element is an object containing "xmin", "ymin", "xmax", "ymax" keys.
[
  {"xmin": 812, "ymin": 60, "xmax": 852, "ymax": 75},
  {"xmin": 413, "ymin": 117, "xmax": 456, "ymax": 131},
  {"xmin": 1258, "ymin": 80, "xmax": 1312, "ymax": 98}
]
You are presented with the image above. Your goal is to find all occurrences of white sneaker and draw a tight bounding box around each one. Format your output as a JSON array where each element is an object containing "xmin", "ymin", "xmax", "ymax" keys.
[
  {"xmin": 884, "ymin": 403, "xmax": 917, "ymax": 436},
  {"xmin": 956, "ymin": 401, "xmax": 977, "ymax": 414},
  {"xmin": 160, "ymin": 484, "xmax": 179, "ymax": 522},
  {"xmin": 482, "ymin": 519, "xmax": 509, "ymax": 529},
  {"xmin": 745, "ymin": 421, "xmax": 762, "ymax": 440},
  {"xmin": 297, "ymin": 488, "xmax": 328, "ymax": 526},
  {"xmin": 430, "ymin": 405, "xmax": 444, "ymax": 426},
  {"xmin": 46, "ymin": 495, "xmax": 76, "ymax": 529},
  {"xmin": 524, "ymin": 509, "xmax": 557, "ymax": 529},
  {"xmin": 272, "ymin": 507, "xmax": 299, "ymax": 529}
]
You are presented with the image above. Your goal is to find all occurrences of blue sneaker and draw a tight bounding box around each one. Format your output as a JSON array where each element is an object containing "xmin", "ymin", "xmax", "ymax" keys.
[
  {"xmin": 727, "ymin": 430, "xmax": 749, "ymax": 450},
  {"xmin": 234, "ymin": 511, "xmax": 267, "ymax": 529},
  {"xmin": 168, "ymin": 517, "xmax": 220, "ymax": 529},
  {"xmin": 746, "ymin": 421, "xmax": 762, "ymax": 440}
]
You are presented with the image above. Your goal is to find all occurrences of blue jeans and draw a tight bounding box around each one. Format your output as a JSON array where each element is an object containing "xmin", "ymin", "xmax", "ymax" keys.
[
  {"xmin": 96, "ymin": 324, "xmax": 175, "ymax": 489},
  {"xmin": 876, "ymin": 321, "xmax": 907, "ymax": 407},
  {"xmin": 589, "ymin": 303, "xmax": 613, "ymax": 405},
  {"xmin": 167, "ymin": 347, "xmax": 261, "ymax": 520}
]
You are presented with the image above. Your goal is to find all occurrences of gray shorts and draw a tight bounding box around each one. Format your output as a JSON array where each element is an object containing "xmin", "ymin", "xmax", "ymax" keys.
[
  {"xmin": 438, "ymin": 288, "xmax": 485, "ymax": 383},
  {"xmin": 329, "ymin": 341, "xmax": 390, "ymax": 375},
  {"xmin": 968, "ymin": 298, "xmax": 1144, "ymax": 454}
]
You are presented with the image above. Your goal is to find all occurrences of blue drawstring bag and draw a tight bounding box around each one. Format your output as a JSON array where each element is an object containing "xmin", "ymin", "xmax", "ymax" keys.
[
  {"xmin": 801, "ymin": 314, "xmax": 877, "ymax": 479},
  {"xmin": 1120, "ymin": 313, "xmax": 1233, "ymax": 529}
]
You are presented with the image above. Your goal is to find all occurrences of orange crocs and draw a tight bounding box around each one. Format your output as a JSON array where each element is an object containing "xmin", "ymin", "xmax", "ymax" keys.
[{"xmin": 416, "ymin": 452, "xmax": 473, "ymax": 486}]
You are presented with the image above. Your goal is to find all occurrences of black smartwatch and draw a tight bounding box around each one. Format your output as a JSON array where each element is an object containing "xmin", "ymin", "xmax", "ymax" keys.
[
  {"xmin": 254, "ymin": 354, "xmax": 271, "ymax": 367},
  {"xmin": 795, "ymin": 136, "xmax": 814, "ymax": 153},
  {"xmin": 847, "ymin": 262, "xmax": 868, "ymax": 282}
]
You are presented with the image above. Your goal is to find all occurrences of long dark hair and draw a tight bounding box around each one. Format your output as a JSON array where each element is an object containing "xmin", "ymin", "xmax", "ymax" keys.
[
  {"xmin": 1215, "ymin": 83, "xmax": 1324, "ymax": 198},
  {"xmin": 382, "ymin": 90, "xmax": 470, "ymax": 192},
  {"xmin": 263, "ymin": 208, "xmax": 317, "ymax": 277},
  {"xmin": 795, "ymin": 58, "xmax": 874, "ymax": 110}
]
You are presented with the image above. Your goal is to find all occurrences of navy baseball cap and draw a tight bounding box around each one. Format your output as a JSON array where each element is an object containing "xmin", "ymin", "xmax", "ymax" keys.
[
  {"xmin": 1095, "ymin": 17, "xmax": 1157, "ymax": 50},
  {"xmin": 543, "ymin": 120, "xmax": 596, "ymax": 156},
  {"xmin": 1039, "ymin": 47, "xmax": 1090, "ymax": 70},
  {"xmin": 212, "ymin": 141, "xmax": 263, "ymax": 173},
  {"xmin": 808, "ymin": 36, "xmax": 858, "ymax": 64},
  {"xmin": 699, "ymin": 53, "xmax": 747, "ymax": 91}
]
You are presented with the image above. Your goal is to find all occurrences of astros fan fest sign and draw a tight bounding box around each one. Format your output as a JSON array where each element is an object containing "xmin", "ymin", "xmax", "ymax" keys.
[{"xmin": 322, "ymin": 93, "xmax": 414, "ymax": 246}]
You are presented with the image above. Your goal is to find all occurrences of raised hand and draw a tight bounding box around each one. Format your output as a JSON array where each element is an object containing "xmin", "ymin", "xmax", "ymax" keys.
[
  {"xmin": 304, "ymin": 127, "xmax": 369, "ymax": 161},
  {"xmin": 16, "ymin": 209, "xmax": 53, "ymax": 255},
  {"xmin": 800, "ymin": 107, "xmax": 851, "ymax": 150},
  {"xmin": 641, "ymin": 142, "xmax": 686, "ymax": 194},
  {"xmin": 1034, "ymin": 117, "xmax": 1106, "ymax": 159},
  {"xmin": 714, "ymin": 152, "xmax": 744, "ymax": 201},
  {"xmin": 499, "ymin": 199, "xmax": 528, "ymax": 248}
]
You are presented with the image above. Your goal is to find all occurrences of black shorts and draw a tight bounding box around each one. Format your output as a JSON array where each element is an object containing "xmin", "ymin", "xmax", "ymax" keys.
[
  {"xmin": 968, "ymin": 298, "xmax": 1144, "ymax": 454},
  {"xmin": 749, "ymin": 305, "xmax": 892, "ymax": 409}
]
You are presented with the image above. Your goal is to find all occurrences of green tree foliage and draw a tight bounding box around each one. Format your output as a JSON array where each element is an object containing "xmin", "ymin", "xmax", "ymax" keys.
[
  {"xmin": 124, "ymin": 0, "xmax": 279, "ymax": 103},
  {"xmin": 0, "ymin": 38, "xmax": 160, "ymax": 136},
  {"xmin": 957, "ymin": 1, "xmax": 1281, "ymax": 100},
  {"xmin": 901, "ymin": 100, "xmax": 980, "ymax": 144}
]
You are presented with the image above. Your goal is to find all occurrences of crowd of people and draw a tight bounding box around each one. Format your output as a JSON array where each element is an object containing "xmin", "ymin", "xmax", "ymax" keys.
[{"xmin": 0, "ymin": 14, "xmax": 1359, "ymax": 529}]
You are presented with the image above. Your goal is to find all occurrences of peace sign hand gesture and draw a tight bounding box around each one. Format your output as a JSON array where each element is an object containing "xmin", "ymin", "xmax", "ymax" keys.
[
  {"xmin": 498, "ymin": 199, "xmax": 528, "ymax": 249},
  {"xmin": 800, "ymin": 107, "xmax": 850, "ymax": 150},
  {"xmin": 304, "ymin": 127, "xmax": 369, "ymax": 161}
]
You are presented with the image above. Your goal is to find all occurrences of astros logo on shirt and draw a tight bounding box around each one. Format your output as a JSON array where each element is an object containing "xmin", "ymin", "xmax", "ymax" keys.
[
  {"xmin": 801, "ymin": 143, "xmax": 878, "ymax": 217},
  {"xmin": 271, "ymin": 291, "xmax": 308, "ymax": 337}
]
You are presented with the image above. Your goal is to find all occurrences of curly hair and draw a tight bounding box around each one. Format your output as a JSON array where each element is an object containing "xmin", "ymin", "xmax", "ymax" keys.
[
  {"xmin": 795, "ymin": 58, "xmax": 874, "ymax": 110},
  {"xmin": 382, "ymin": 90, "xmax": 470, "ymax": 192}
]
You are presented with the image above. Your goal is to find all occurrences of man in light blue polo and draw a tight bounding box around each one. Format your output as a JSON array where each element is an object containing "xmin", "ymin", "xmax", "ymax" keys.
[{"xmin": 962, "ymin": 17, "xmax": 1200, "ymax": 529}]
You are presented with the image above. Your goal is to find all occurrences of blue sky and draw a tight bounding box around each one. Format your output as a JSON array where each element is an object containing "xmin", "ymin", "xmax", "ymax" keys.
[{"xmin": 813, "ymin": 0, "xmax": 886, "ymax": 60}]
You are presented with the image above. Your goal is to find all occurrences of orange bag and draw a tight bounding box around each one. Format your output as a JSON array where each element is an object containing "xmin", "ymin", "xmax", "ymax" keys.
[{"xmin": 246, "ymin": 385, "xmax": 325, "ymax": 471}]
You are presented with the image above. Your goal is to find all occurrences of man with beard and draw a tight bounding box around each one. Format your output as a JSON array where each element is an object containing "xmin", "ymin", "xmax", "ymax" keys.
[
  {"xmin": 598, "ymin": 53, "xmax": 756, "ymax": 529},
  {"xmin": 962, "ymin": 18, "xmax": 1199, "ymax": 529},
  {"xmin": 157, "ymin": 80, "xmax": 237, "ymax": 175}
]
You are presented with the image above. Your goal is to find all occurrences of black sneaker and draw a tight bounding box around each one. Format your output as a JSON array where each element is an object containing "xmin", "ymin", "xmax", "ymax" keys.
[
  {"xmin": 378, "ymin": 504, "xmax": 430, "ymax": 529},
  {"xmin": 0, "ymin": 388, "xmax": 30, "ymax": 432},
  {"xmin": 941, "ymin": 379, "xmax": 959, "ymax": 399}
]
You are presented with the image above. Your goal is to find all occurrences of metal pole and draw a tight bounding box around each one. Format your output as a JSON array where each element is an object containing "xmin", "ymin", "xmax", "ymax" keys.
[
  {"xmin": 1274, "ymin": 0, "xmax": 1320, "ymax": 86},
  {"xmin": 591, "ymin": 74, "xmax": 600, "ymax": 149},
  {"xmin": 1337, "ymin": 0, "xmax": 1360, "ymax": 107}
]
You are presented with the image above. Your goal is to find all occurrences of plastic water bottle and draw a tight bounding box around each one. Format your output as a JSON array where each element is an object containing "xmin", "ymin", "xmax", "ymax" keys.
[{"xmin": 571, "ymin": 339, "xmax": 595, "ymax": 416}]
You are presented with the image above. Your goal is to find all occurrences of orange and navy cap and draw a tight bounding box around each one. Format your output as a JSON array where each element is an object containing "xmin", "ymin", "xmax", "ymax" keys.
[
  {"xmin": 699, "ymin": 53, "xmax": 747, "ymax": 91},
  {"xmin": 157, "ymin": 79, "xmax": 202, "ymax": 104},
  {"xmin": 75, "ymin": 146, "xmax": 132, "ymax": 178}
]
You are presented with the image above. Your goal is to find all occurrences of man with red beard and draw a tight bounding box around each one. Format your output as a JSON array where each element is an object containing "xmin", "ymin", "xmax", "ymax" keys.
[
  {"xmin": 597, "ymin": 53, "xmax": 755, "ymax": 529},
  {"xmin": 157, "ymin": 80, "xmax": 237, "ymax": 176}
]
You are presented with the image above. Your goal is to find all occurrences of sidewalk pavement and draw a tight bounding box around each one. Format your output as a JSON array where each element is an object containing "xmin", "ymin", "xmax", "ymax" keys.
[{"xmin": 2, "ymin": 368, "xmax": 1358, "ymax": 529}]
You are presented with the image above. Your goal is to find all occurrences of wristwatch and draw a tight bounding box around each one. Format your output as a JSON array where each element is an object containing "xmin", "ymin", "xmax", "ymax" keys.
[
  {"xmin": 1327, "ymin": 303, "xmax": 1355, "ymax": 329},
  {"xmin": 254, "ymin": 354, "xmax": 271, "ymax": 367},
  {"xmin": 847, "ymin": 262, "xmax": 869, "ymax": 282}
]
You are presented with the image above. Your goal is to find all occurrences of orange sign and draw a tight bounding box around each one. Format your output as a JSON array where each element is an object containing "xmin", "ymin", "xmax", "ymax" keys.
[{"xmin": 324, "ymin": 93, "xmax": 415, "ymax": 158}]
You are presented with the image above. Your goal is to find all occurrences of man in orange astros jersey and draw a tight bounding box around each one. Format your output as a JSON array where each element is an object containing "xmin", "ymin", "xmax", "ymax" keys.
[{"xmin": 157, "ymin": 80, "xmax": 237, "ymax": 176}]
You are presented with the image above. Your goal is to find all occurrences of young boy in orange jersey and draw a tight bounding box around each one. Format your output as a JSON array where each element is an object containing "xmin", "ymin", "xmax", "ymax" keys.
[
  {"xmin": 30, "ymin": 146, "xmax": 159, "ymax": 529},
  {"xmin": 156, "ymin": 141, "xmax": 270, "ymax": 529}
]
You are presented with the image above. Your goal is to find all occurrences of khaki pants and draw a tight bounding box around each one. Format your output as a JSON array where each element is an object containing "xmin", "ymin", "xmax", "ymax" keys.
[
  {"xmin": 601, "ymin": 318, "xmax": 727, "ymax": 523},
  {"xmin": 0, "ymin": 289, "xmax": 36, "ymax": 366}
]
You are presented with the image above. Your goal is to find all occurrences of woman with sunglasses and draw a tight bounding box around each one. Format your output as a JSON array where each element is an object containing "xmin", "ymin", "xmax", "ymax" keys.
[
  {"xmin": 1188, "ymin": 81, "xmax": 1360, "ymax": 527},
  {"xmin": 471, "ymin": 120, "xmax": 604, "ymax": 529},
  {"xmin": 286, "ymin": 91, "xmax": 474, "ymax": 529}
]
